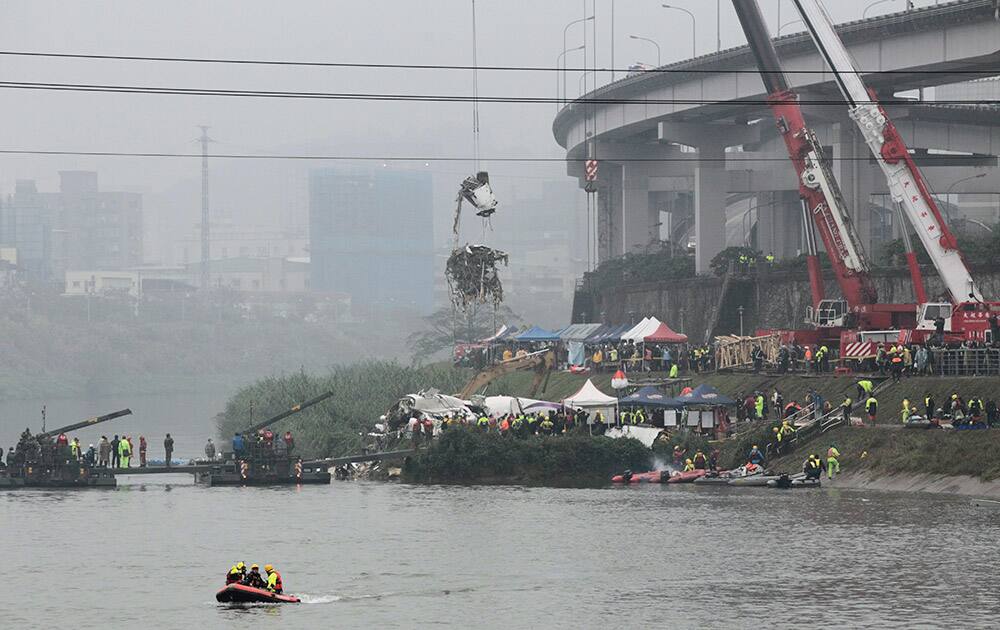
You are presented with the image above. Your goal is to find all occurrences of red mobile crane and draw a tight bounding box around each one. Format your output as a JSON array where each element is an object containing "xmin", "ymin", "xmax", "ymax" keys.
[
  {"xmin": 731, "ymin": 0, "xmax": 922, "ymax": 339},
  {"xmin": 791, "ymin": 0, "xmax": 1000, "ymax": 343}
]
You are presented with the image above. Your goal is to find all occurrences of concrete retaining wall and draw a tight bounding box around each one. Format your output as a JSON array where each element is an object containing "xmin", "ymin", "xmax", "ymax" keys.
[{"xmin": 585, "ymin": 267, "xmax": 1000, "ymax": 342}]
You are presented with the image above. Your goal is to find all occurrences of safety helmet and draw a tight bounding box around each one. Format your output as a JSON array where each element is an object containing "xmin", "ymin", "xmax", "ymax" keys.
[
  {"xmin": 250, "ymin": 564, "xmax": 259, "ymax": 570},
  {"xmin": 685, "ymin": 459, "xmax": 692, "ymax": 464},
  {"xmin": 236, "ymin": 562, "xmax": 245, "ymax": 570},
  {"xmin": 264, "ymin": 564, "xmax": 274, "ymax": 572}
]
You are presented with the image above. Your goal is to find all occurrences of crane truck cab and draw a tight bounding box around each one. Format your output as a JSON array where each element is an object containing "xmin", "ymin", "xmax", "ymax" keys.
[
  {"xmin": 916, "ymin": 302, "xmax": 1000, "ymax": 343},
  {"xmin": 807, "ymin": 299, "xmax": 851, "ymax": 329},
  {"xmin": 916, "ymin": 303, "xmax": 953, "ymax": 334}
]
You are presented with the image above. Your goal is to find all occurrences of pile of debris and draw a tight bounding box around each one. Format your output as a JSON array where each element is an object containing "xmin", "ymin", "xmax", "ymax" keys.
[
  {"xmin": 446, "ymin": 244, "xmax": 509, "ymax": 310},
  {"xmin": 446, "ymin": 171, "xmax": 507, "ymax": 311}
]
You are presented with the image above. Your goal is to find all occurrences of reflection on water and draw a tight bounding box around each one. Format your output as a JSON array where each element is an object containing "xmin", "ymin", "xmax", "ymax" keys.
[{"xmin": 2, "ymin": 481, "xmax": 998, "ymax": 628}]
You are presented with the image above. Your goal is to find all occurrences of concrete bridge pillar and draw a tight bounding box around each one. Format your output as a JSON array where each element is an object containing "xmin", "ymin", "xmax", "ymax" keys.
[
  {"xmin": 694, "ymin": 144, "xmax": 727, "ymax": 275},
  {"xmin": 658, "ymin": 121, "xmax": 761, "ymax": 275},
  {"xmin": 621, "ymin": 163, "xmax": 652, "ymax": 256},
  {"xmin": 757, "ymin": 190, "xmax": 802, "ymax": 259}
]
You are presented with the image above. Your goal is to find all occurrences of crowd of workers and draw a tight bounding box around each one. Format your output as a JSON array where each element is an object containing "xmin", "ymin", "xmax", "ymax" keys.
[
  {"xmin": 2, "ymin": 429, "xmax": 178, "ymax": 470},
  {"xmin": 474, "ymin": 317, "xmax": 1000, "ymax": 378},
  {"xmin": 231, "ymin": 428, "xmax": 296, "ymax": 459},
  {"xmin": 1, "ymin": 425, "xmax": 300, "ymax": 474},
  {"xmin": 225, "ymin": 562, "xmax": 283, "ymax": 594},
  {"xmin": 584, "ymin": 342, "xmax": 715, "ymax": 375},
  {"xmin": 403, "ymin": 408, "xmax": 600, "ymax": 447}
]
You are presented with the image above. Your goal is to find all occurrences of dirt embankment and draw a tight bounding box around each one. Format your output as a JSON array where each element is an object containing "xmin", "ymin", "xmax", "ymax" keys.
[
  {"xmin": 826, "ymin": 471, "xmax": 1000, "ymax": 500},
  {"xmin": 766, "ymin": 422, "xmax": 1000, "ymax": 499}
]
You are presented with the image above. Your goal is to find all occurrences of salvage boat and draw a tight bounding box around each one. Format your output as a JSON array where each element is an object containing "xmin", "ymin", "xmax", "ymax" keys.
[{"xmin": 216, "ymin": 583, "xmax": 300, "ymax": 604}]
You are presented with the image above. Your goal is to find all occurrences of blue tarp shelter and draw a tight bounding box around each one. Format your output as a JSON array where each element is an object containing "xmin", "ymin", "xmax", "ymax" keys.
[
  {"xmin": 587, "ymin": 323, "xmax": 631, "ymax": 343},
  {"xmin": 670, "ymin": 384, "xmax": 737, "ymax": 407},
  {"xmin": 619, "ymin": 386, "xmax": 682, "ymax": 409},
  {"xmin": 515, "ymin": 326, "xmax": 561, "ymax": 342}
]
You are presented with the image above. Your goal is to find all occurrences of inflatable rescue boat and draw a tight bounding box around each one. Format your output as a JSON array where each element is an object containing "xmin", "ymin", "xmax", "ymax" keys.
[
  {"xmin": 766, "ymin": 473, "xmax": 821, "ymax": 489},
  {"xmin": 667, "ymin": 469, "xmax": 707, "ymax": 484},
  {"xmin": 611, "ymin": 470, "xmax": 667, "ymax": 484},
  {"xmin": 216, "ymin": 583, "xmax": 301, "ymax": 604}
]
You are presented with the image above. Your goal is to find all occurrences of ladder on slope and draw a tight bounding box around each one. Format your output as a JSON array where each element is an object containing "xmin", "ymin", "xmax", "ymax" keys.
[{"xmin": 702, "ymin": 263, "xmax": 734, "ymax": 345}]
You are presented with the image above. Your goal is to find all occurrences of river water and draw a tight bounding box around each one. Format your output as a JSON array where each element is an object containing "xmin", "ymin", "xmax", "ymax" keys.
[{"xmin": 3, "ymin": 475, "xmax": 998, "ymax": 628}]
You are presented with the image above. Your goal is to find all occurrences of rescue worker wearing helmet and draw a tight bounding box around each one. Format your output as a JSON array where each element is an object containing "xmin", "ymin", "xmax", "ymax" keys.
[
  {"xmin": 243, "ymin": 564, "xmax": 266, "ymax": 589},
  {"xmin": 803, "ymin": 454, "xmax": 822, "ymax": 481},
  {"xmin": 683, "ymin": 459, "xmax": 695, "ymax": 472},
  {"xmin": 264, "ymin": 564, "xmax": 283, "ymax": 594},
  {"xmin": 226, "ymin": 562, "xmax": 246, "ymax": 585}
]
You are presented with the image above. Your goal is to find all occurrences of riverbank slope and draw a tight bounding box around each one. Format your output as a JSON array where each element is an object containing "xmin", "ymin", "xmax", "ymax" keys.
[{"xmin": 768, "ymin": 424, "xmax": 1000, "ymax": 482}]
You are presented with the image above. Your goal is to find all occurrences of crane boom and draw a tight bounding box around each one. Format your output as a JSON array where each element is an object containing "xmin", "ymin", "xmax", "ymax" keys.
[
  {"xmin": 791, "ymin": 0, "xmax": 983, "ymax": 304},
  {"xmin": 732, "ymin": 0, "xmax": 878, "ymax": 313}
]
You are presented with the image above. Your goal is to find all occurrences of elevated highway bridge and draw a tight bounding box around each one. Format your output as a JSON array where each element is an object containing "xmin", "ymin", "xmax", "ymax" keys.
[{"xmin": 554, "ymin": 0, "xmax": 1000, "ymax": 276}]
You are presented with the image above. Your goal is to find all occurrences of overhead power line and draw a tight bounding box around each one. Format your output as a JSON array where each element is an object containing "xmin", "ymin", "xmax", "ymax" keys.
[
  {"xmin": 0, "ymin": 148, "xmax": 991, "ymax": 164},
  {"xmin": 0, "ymin": 49, "xmax": 995, "ymax": 76},
  {"xmin": 1, "ymin": 80, "xmax": 998, "ymax": 107}
]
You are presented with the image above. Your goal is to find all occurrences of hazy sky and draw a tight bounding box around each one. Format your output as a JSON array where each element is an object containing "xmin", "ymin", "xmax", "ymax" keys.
[{"xmin": 0, "ymin": 0, "xmax": 928, "ymax": 257}]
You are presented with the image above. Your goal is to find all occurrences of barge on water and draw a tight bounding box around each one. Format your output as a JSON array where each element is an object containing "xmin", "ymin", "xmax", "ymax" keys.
[
  {"xmin": 197, "ymin": 392, "xmax": 334, "ymax": 487},
  {"xmin": 0, "ymin": 409, "xmax": 132, "ymax": 489}
]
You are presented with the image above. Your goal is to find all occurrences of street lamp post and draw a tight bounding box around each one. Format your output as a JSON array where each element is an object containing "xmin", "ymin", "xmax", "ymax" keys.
[
  {"xmin": 556, "ymin": 44, "xmax": 585, "ymax": 109},
  {"xmin": 863, "ymin": 0, "xmax": 913, "ymax": 19},
  {"xmin": 629, "ymin": 35, "xmax": 661, "ymax": 67},
  {"xmin": 778, "ymin": 20, "xmax": 802, "ymax": 35},
  {"xmin": 738, "ymin": 305, "xmax": 745, "ymax": 337},
  {"xmin": 941, "ymin": 172, "xmax": 988, "ymax": 224},
  {"xmin": 563, "ymin": 16, "xmax": 595, "ymax": 107},
  {"xmin": 716, "ymin": 0, "xmax": 721, "ymax": 53},
  {"xmin": 662, "ymin": 4, "xmax": 696, "ymax": 59}
]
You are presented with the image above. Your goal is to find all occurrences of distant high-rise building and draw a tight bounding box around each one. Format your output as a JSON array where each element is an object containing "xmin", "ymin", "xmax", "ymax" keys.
[
  {"xmin": 0, "ymin": 171, "xmax": 143, "ymax": 284},
  {"xmin": 309, "ymin": 167, "xmax": 434, "ymax": 315},
  {"xmin": 0, "ymin": 180, "xmax": 63, "ymax": 282},
  {"xmin": 58, "ymin": 171, "xmax": 143, "ymax": 272}
]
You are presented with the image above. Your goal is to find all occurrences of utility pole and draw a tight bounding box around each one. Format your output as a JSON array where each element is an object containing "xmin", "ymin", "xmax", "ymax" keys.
[{"xmin": 198, "ymin": 126, "xmax": 212, "ymax": 291}]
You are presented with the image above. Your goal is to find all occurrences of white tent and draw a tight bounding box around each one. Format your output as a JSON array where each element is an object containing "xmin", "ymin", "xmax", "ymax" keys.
[
  {"xmin": 563, "ymin": 379, "xmax": 619, "ymax": 425},
  {"xmin": 623, "ymin": 317, "xmax": 662, "ymax": 342},
  {"xmin": 620, "ymin": 317, "xmax": 651, "ymax": 342}
]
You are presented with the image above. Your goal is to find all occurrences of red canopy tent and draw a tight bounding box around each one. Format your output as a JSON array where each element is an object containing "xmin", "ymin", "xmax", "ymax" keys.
[{"xmin": 644, "ymin": 323, "xmax": 688, "ymax": 344}]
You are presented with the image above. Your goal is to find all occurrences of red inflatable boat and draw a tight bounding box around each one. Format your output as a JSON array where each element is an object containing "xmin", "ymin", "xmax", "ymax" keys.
[
  {"xmin": 611, "ymin": 470, "xmax": 667, "ymax": 484},
  {"xmin": 216, "ymin": 583, "xmax": 301, "ymax": 604},
  {"xmin": 667, "ymin": 469, "xmax": 707, "ymax": 484}
]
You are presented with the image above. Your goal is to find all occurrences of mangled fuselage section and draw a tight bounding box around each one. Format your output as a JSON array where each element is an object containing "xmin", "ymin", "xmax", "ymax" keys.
[{"xmin": 383, "ymin": 389, "xmax": 481, "ymax": 430}]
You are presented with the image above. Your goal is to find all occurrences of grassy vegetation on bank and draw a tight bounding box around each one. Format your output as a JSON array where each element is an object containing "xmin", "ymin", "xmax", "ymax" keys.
[
  {"xmin": 215, "ymin": 362, "xmax": 472, "ymax": 458},
  {"xmin": 402, "ymin": 428, "xmax": 651, "ymax": 485}
]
